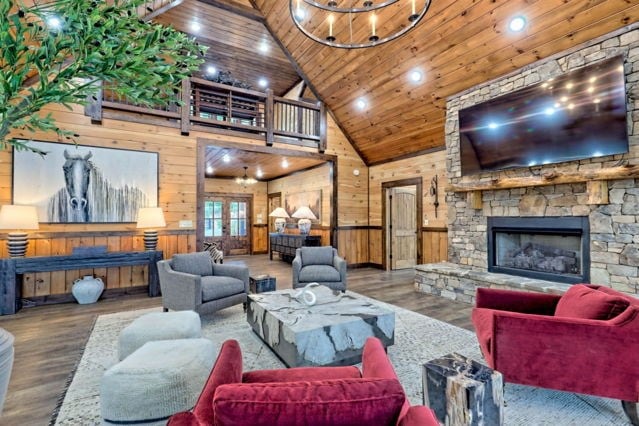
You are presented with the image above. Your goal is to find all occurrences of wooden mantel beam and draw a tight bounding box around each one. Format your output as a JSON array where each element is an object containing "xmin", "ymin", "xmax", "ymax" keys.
[{"xmin": 446, "ymin": 164, "xmax": 639, "ymax": 192}]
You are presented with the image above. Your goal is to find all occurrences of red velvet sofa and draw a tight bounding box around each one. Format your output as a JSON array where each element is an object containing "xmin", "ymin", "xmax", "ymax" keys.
[
  {"xmin": 168, "ymin": 337, "xmax": 438, "ymax": 426},
  {"xmin": 472, "ymin": 284, "xmax": 639, "ymax": 424}
]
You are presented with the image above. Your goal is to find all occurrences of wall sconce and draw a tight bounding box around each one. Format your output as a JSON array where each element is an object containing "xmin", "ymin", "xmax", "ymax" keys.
[
  {"xmin": 136, "ymin": 207, "xmax": 166, "ymax": 251},
  {"xmin": 0, "ymin": 205, "xmax": 39, "ymax": 257},
  {"xmin": 430, "ymin": 175, "xmax": 439, "ymax": 218},
  {"xmin": 292, "ymin": 206, "xmax": 317, "ymax": 235}
]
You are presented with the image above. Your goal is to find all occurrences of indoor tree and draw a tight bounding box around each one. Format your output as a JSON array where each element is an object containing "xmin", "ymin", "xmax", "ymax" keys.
[{"xmin": 0, "ymin": 0, "xmax": 206, "ymax": 154}]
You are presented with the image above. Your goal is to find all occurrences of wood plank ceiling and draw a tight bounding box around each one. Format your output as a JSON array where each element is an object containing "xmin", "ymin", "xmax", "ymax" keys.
[
  {"xmin": 205, "ymin": 146, "xmax": 326, "ymax": 180},
  {"xmin": 152, "ymin": 0, "xmax": 301, "ymax": 96},
  {"xmin": 250, "ymin": 0, "xmax": 639, "ymax": 165}
]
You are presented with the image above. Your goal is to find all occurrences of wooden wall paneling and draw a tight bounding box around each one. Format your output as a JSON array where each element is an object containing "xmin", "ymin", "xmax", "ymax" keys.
[
  {"xmin": 368, "ymin": 228, "xmax": 383, "ymax": 266},
  {"xmin": 337, "ymin": 228, "xmax": 368, "ymax": 264},
  {"xmin": 119, "ymin": 236, "xmax": 134, "ymax": 288},
  {"xmin": 421, "ymin": 229, "xmax": 449, "ymax": 263},
  {"xmin": 106, "ymin": 236, "xmax": 121, "ymax": 289},
  {"xmin": 252, "ymin": 225, "xmax": 268, "ymax": 253}
]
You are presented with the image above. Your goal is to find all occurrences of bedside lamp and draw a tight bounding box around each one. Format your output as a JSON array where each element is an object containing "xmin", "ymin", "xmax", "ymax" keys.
[
  {"xmin": 292, "ymin": 206, "xmax": 317, "ymax": 235},
  {"xmin": 136, "ymin": 207, "xmax": 166, "ymax": 251},
  {"xmin": 0, "ymin": 205, "xmax": 39, "ymax": 257},
  {"xmin": 268, "ymin": 207, "xmax": 290, "ymax": 233}
]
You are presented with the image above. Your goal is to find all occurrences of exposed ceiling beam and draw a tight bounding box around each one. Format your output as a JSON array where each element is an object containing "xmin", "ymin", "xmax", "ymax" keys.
[
  {"xmin": 197, "ymin": 0, "xmax": 264, "ymax": 22},
  {"xmin": 143, "ymin": 0, "xmax": 185, "ymax": 21}
]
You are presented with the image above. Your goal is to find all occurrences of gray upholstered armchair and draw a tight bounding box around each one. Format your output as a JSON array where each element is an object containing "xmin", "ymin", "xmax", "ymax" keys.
[
  {"xmin": 292, "ymin": 246, "xmax": 347, "ymax": 292},
  {"xmin": 158, "ymin": 252, "xmax": 249, "ymax": 315}
]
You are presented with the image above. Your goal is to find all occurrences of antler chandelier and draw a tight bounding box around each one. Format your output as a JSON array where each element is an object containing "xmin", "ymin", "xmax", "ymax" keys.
[
  {"xmin": 235, "ymin": 166, "xmax": 257, "ymax": 186},
  {"xmin": 290, "ymin": 0, "xmax": 431, "ymax": 49}
]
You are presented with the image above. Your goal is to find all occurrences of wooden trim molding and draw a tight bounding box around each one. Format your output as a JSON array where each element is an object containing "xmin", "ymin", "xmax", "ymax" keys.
[
  {"xmin": 421, "ymin": 227, "xmax": 448, "ymax": 232},
  {"xmin": 447, "ymin": 165, "xmax": 639, "ymax": 192}
]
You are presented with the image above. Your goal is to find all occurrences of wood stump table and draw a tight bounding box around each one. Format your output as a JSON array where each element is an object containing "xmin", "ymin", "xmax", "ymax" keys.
[{"xmin": 423, "ymin": 353, "xmax": 503, "ymax": 426}]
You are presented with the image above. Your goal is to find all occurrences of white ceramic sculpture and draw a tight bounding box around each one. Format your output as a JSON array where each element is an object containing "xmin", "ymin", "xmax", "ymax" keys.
[
  {"xmin": 293, "ymin": 282, "xmax": 319, "ymax": 306},
  {"xmin": 72, "ymin": 275, "xmax": 104, "ymax": 304}
]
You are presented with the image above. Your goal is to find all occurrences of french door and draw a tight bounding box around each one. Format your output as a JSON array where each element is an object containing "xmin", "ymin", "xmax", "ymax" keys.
[{"xmin": 204, "ymin": 195, "xmax": 251, "ymax": 255}]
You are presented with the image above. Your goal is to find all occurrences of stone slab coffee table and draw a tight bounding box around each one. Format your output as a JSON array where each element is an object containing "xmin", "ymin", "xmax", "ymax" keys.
[{"xmin": 246, "ymin": 286, "xmax": 395, "ymax": 367}]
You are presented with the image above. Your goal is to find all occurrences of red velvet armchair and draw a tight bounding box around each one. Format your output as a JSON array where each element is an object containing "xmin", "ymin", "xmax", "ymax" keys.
[
  {"xmin": 168, "ymin": 337, "xmax": 438, "ymax": 426},
  {"xmin": 472, "ymin": 284, "xmax": 639, "ymax": 425}
]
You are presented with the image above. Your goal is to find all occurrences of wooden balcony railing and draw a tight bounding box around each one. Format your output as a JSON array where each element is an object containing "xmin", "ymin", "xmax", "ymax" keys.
[{"xmin": 86, "ymin": 78, "xmax": 326, "ymax": 152}]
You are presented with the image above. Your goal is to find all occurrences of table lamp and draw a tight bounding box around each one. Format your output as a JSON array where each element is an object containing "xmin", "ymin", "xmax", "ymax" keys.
[
  {"xmin": 136, "ymin": 207, "xmax": 166, "ymax": 251},
  {"xmin": 268, "ymin": 207, "xmax": 290, "ymax": 233},
  {"xmin": 291, "ymin": 206, "xmax": 317, "ymax": 235},
  {"xmin": 0, "ymin": 205, "xmax": 39, "ymax": 257}
]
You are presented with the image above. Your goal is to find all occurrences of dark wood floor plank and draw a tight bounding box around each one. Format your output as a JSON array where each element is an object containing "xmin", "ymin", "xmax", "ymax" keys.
[{"xmin": 0, "ymin": 254, "xmax": 473, "ymax": 425}]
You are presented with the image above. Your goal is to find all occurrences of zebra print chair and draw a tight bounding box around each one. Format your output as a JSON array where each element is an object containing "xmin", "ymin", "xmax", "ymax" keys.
[{"xmin": 203, "ymin": 241, "xmax": 223, "ymax": 264}]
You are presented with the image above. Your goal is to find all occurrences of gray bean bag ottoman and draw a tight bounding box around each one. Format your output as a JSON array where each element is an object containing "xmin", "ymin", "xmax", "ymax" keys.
[
  {"xmin": 101, "ymin": 338, "xmax": 216, "ymax": 424},
  {"xmin": 118, "ymin": 311, "xmax": 201, "ymax": 360}
]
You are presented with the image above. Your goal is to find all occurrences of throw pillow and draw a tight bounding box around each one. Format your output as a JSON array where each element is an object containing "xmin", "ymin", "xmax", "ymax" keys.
[
  {"xmin": 171, "ymin": 252, "xmax": 213, "ymax": 277},
  {"xmin": 555, "ymin": 284, "xmax": 629, "ymax": 320},
  {"xmin": 300, "ymin": 246, "xmax": 334, "ymax": 266},
  {"xmin": 213, "ymin": 378, "xmax": 405, "ymax": 426},
  {"xmin": 203, "ymin": 241, "xmax": 224, "ymax": 264}
]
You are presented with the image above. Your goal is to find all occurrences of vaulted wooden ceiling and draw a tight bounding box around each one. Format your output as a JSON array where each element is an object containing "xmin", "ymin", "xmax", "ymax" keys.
[
  {"xmin": 153, "ymin": 0, "xmax": 638, "ymax": 166},
  {"xmin": 251, "ymin": 0, "xmax": 638, "ymax": 165},
  {"xmin": 152, "ymin": 0, "xmax": 300, "ymax": 96}
]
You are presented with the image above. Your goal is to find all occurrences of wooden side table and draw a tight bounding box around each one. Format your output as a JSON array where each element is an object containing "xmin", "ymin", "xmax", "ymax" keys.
[
  {"xmin": 423, "ymin": 353, "xmax": 503, "ymax": 425},
  {"xmin": 249, "ymin": 275, "xmax": 276, "ymax": 293}
]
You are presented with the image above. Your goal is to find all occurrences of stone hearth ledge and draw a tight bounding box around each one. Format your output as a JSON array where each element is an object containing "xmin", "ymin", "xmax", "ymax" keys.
[{"xmin": 415, "ymin": 262, "xmax": 571, "ymax": 304}]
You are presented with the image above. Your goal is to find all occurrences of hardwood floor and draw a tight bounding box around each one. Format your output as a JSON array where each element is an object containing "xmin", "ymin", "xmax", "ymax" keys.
[{"xmin": 0, "ymin": 255, "xmax": 473, "ymax": 426}]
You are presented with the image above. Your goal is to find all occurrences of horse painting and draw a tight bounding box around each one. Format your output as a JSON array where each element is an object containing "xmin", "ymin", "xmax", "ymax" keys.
[{"xmin": 47, "ymin": 149, "xmax": 150, "ymax": 223}]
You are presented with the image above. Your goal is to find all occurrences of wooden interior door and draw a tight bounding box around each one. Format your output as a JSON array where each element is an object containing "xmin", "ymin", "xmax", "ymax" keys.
[
  {"xmin": 389, "ymin": 186, "xmax": 417, "ymax": 270},
  {"xmin": 204, "ymin": 196, "xmax": 251, "ymax": 255}
]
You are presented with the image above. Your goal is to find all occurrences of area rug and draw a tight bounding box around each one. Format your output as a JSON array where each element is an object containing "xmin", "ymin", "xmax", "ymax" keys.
[{"xmin": 53, "ymin": 293, "xmax": 629, "ymax": 425}]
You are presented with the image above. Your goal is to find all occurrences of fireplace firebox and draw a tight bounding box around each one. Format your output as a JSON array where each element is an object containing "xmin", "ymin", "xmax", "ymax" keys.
[{"xmin": 487, "ymin": 217, "xmax": 590, "ymax": 284}]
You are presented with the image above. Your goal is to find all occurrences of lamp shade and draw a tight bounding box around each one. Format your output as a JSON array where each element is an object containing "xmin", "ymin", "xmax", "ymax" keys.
[
  {"xmin": 268, "ymin": 207, "xmax": 290, "ymax": 218},
  {"xmin": 292, "ymin": 206, "xmax": 317, "ymax": 220},
  {"xmin": 0, "ymin": 205, "xmax": 39, "ymax": 230},
  {"xmin": 136, "ymin": 207, "xmax": 166, "ymax": 229}
]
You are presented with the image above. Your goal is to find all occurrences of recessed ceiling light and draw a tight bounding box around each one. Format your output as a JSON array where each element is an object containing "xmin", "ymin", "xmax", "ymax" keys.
[
  {"xmin": 256, "ymin": 169, "xmax": 263, "ymax": 178},
  {"xmin": 222, "ymin": 154, "xmax": 231, "ymax": 163},
  {"xmin": 544, "ymin": 107, "xmax": 555, "ymax": 115},
  {"xmin": 568, "ymin": 103, "xmax": 575, "ymax": 110},
  {"xmin": 206, "ymin": 166, "xmax": 213, "ymax": 174},
  {"xmin": 409, "ymin": 70, "xmax": 423, "ymax": 83},
  {"xmin": 566, "ymin": 82, "xmax": 573, "ymax": 90},
  {"xmin": 258, "ymin": 78, "xmax": 268, "ymax": 88},
  {"xmin": 560, "ymin": 96, "xmax": 568, "ymax": 102},
  {"xmin": 259, "ymin": 41, "xmax": 269, "ymax": 53},
  {"xmin": 281, "ymin": 158, "xmax": 289, "ymax": 168},
  {"xmin": 355, "ymin": 98, "xmax": 367, "ymax": 110},
  {"xmin": 47, "ymin": 16, "xmax": 62, "ymax": 29},
  {"xmin": 295, "ymin": 8, "xmax": 305, "ymax": 20},
  {"xmin": 509, "ymin": 16, "xmax": 526, "ymax": 32},
  {"xmin": 488, "ymin": 122, "xmax": 498, "ymax": 130},
  {"xmin": 206, "ymin": 65, "xmax": 217, "ymax": 75},
  {"xmin": 190, "ymin": 21, "xmax": 201, "ymax": 32}
]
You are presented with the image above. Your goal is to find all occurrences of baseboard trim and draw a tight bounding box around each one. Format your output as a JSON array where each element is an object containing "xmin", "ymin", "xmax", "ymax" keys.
[{"xmin": 347, "ymin": 262, "xmax": 384, "ymax": 269}]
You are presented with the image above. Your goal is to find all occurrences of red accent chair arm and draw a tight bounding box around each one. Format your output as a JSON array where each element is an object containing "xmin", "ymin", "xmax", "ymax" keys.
[
  {"xmin": 475, "ymin": 287, "xmax": 561, "ymax": 315},
  {"xmin": 243, "ymin": 366, "xmax": 361, "ymax": 383},
  {"xmin": 399, "ymin": 406, "xmax": 440, "ymax": 426},
  {"xmin": 490, "ymin": 307, "xmax": 639, "ymax": 401},
  {"xmin": 167, "ymin": 411, "xmax": 201, "ymax": 426}
]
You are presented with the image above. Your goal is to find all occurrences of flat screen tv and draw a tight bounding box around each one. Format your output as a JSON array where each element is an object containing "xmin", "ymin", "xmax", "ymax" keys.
[{"xmin": 459, "ymin": 55, "xmax": 628, "ymax": 176}]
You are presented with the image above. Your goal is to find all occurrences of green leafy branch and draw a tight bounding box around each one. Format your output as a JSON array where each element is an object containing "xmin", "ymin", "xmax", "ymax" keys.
[{"xmin": 0, "ymin": 0, "xmax": 207, "ymax": 154}]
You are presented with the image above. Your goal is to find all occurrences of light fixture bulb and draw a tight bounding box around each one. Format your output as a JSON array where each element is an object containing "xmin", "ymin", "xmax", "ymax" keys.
[
  {"xmin": 258, "ymin": 78, "xmax": 268, "ymax": 88},
  {"xmin": 223, "ymin": 154, "xmax": 231, "ymax": 163},
  {"xmin": 409, "ymin": 70, "xmax": 423, "ymax": 83},
  {"xmin": 206, "ymin": 65, "xmax": 217, "ymax": 75},
  {"xmin": 47, "ymin": 16, "xmax": 61, "ymax": 29},
  {"xmin": 259, "ymin": 41, "xmax": 269, "ymax": 53},
  {"xmin": 355, "ymin": 98, "xmax": 367, "ymax": 110},
  {"xmin": 508, "ymin": 16, "xmax": 526, "ymax": 32},
  {"xmin": 190, "ymin": 21, "xmax": 201, "ymax": 32},
  {"xmin": 256, "ymin": 169, "xmax": 264, "ymax": 178},
  {"xmin": 206, "ymin": 166, "xmax": 213, "ymax": 174},
  {"xmin": 281, "ymin": 158, "xmax": 289, "ymax": 168}
]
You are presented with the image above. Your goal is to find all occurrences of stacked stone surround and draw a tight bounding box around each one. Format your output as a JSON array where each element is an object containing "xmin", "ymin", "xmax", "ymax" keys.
[{"xmin": 416, "ymin": 26, "xmax": 639, "ymax": 302}]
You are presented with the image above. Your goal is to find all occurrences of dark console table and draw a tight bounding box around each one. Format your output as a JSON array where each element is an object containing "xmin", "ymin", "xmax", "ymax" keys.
[
  {"xmin": 269, "ymin": 233, "xmax": 321, "ymax": 262},
  {"xmin": 0, "ymin": 250, "xmax": 163, "ymax": 315}
]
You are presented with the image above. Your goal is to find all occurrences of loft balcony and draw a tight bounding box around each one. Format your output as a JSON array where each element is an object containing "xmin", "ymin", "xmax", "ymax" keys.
[{"xmin": 86, "ymin": 78, "xmax": 327, "ymax": 152}]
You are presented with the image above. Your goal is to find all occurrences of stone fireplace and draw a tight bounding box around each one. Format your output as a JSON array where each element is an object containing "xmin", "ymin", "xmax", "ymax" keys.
[
  {"xmin": 415, "ymin": 26, "xmax": 639, "ymax": 302},
  {"xmin": 487, "ymin": 216, "xmax": 589, "ymax": 284}
]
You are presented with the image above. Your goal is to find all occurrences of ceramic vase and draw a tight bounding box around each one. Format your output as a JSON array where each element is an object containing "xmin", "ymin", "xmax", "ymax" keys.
[{"xmin": 72, "ymin": 275, "xmax": 104, "ymax": 304}]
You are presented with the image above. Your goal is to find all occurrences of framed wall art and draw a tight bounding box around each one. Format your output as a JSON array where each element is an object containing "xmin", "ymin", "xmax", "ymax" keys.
[
  {"xmin": 285, "ymin": 190, "xmax": 321, "ymax": 223},
  {"xmin": 13, "ymin": 140, "xmax": 159, "ymax": 223}
]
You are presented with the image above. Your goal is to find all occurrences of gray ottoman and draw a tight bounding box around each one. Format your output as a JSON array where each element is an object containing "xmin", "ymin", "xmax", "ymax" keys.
[
  {"xmin": 101, "ymin": 338, "xmax": 216, "ymax": 424},
  {"xmin": 118, "ymin": 311, "xmax": 201, "ymax": 360}
]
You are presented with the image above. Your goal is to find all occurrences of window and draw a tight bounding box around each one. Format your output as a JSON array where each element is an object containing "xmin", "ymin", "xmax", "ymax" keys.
[
  {"xmin": 204, "ymin": 201, "xmax": 223, "ymax": 237},
  {"xmin": 229, "ymin": 201, "xmax": 247, "ymax": 237}
]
